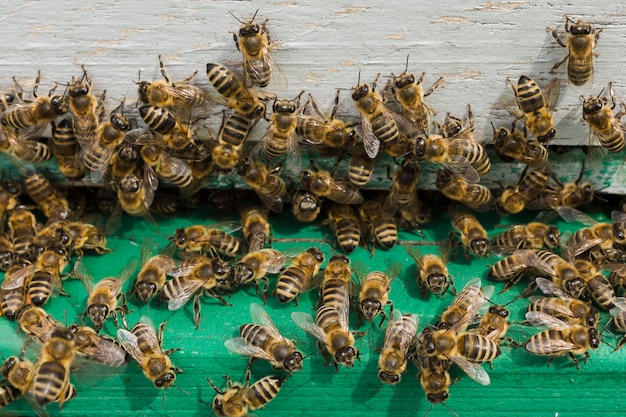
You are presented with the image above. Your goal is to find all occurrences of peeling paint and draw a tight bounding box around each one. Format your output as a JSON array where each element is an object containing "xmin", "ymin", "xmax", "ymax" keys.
[
  {"xmin": 476, "ymin": 1, "xmax": 529, "ymax": 11},
  {"xmin": 433, "ymin": 16, "xmax": 475, "ymax": 24},
  {"xmin": 387, "ymin": 34, "xmax": 405, "ymax": 40},
  {"xmin": 335, "ymin": 5, "xmax": 369, "ymax": 15},
  {"xmin": 340, "ymin": 60, "xmax": 357, "ymax": 67},
  {"xmin": 302, "ymin": 72, "xmax": 325, "ymax": 82},
  {"xmin": 440, "ymin": 70, "xmax": 483, "ymax": 80}
]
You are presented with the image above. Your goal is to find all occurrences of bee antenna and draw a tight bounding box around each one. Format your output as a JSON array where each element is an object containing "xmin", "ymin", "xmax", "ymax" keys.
[
  {"xmin": 228, "ymin": 10, "xmax": 245, "ymax": 24},
  {"xmin": 404, "ymin": 54, "xmax": 410, "ymax": 74},
  {"xmin": 357, "ymin": 70, "xmax": 361, "ymax": 85},
  {"xmin": 251, "ymin": 9, "xmax": 259, "ymax": 22}
]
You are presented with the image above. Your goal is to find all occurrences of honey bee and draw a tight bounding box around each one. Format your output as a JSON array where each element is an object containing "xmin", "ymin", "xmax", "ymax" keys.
[
  {"xmin": 527, "ymin": 163, "xmax": 594, "ymax": 210},
  {"xmin": 525, "ymin": 311, "xmax": 600, "ymax": 369},
  {"xmin": 390, "ymin": 60, "xmax": 442, "ymax": 134},
  {"xmin": 213, "ymin": 110, "xmax": 261, "ymax": 171},
  {"xmin": 115, "ymin": 166, "xmax": 159, "ymax": 223},
  {"xmin": 0, "ymin": 261, "xmax": 29, "ymax": 320},
  {"xmin": 275, "ymin": 247, "xmax": 324, "ymax": 305},
  {"xmin": 57, "ymin": 220, "xmax": 110, "ymax": 256},
  {"xmin": 251, "ymin": 94, "xmax": 302, "ymax": 168},
  {"xmin": 132, "ymin": 239, "xmax": 177, "ymax": 303},
  {"xmin": 529, "ymin": 277, "xmax": 595, "ymax": 325},
  {"xmin": 581, "ymin": 82, "xmax": 626, "ymax": 153},
  {"xmin": 225, "ymin": 302, "xmax": 304, "ymax": 373},
  {"xmin": 377, "ymin": 311, "xmax": 419, "ymax": 385},
  {"xmin": 51, "ymin": 118, "xmax": 84, "ymax": 179},
  {"xmin": 69, "ymin": 324, "xmax": 128, "ymax": 367},
  {"xmin": 573, "ymin": 259, "xmax": 616, "ymax": 311},
  {"xmin": 0, "ymin": 233, "xmax": 14, "ymax": 272},
  {"xmin": 404, "ymin": 244, "xmax": 455, "ymax": 298},
  {"xmin": 547, "ymin": 16, "xmax": 601, "ymax": 87},
  {"xmin": 352, "ymin": 73, "xmax": 412, "ymax": 158},
  {"xmin": 358, "ymin": 199, "xmax": 398, "ymax": 251},
  {"xmin": 207, "ymin": 369, "xmax": 284, "ymax": 417},
  {"xmin": 496, "ymin": 165, "xmax": 552, "ymax": 215},
  {"xmin": 79, "ymin": 259, "xmax": 138, "ymax": 332},
  {"xmin": 161, "ymin": 256, "xmax": 231, "ymax": 329},
  {"xmin": 232, "ymin": 248, "xmax": 288, "ymax": 299},
  {"xmin": 24, "ymin": 172, "xmax": 71, "ymax": 221},
  {"xmin": 0, "ymin": 127, "xmax": 51, "ymax": 168},
  {"xmin": 301, "ymin": 169, "xmax": 363, "ymax": 205},
  {"xmin": 487, "ymin": 249, "xmax": 556, "ymax": 294},
  {"xmin": 7, "ymin": 209, "xmax": 38, "ymax": 259},
  {"xmin": 27, "ymin": 245, "xmax": 70, "ymax": 307},
  {"xmin": 325, "ymin": 203, "xmax": 361, "ymax": 254},
  {"xmin": 68, "ymin": 66, "xmax": 102, "ymax": 149},
  {"xmin": 291, "ymin": 190, "xmax": 323, "ymax": 223},
  {"xmin": 382, "ymin": 156, "xmax": 420, "ymax": 218},
  {"xmin": 240, "ymin": 205, "xmax": 271, "ymax": 253},
  {"xmin": 15, "ymin": 304, "xmax": 62, "ymax": 344},
  {"xmin": 31, "ymin": 327, "xmax": 76, "ymax": 407},
  {"xmin": 609, "ymin": 300, "xmax": 626, "ymax": 350},
  {"xmin": 450, "ymin": 208, "xmax": 489, "ymax": 258},
  {"xmin": 535, "ymin": 250, "xmax": 586, "ymax": 299},
  {"xmin": 435, "ymin": 169, "xmax": 493, "ymax": 212},
  {"xmin": 417, "ymin": 356, "xmax": 453, "ymax": 407},
  {"xmin": 558, "ymin": 206, "xmax": 621, "ymax": 262},
  {"xmin": 117, "ymin": 315, "xmax": 182, "ymax": 391},
  {"xmin": 503, "ymin": 75, "xmax": 560, "ymax": 143},
  {"xmin": 236, "ymin": 157, "xmax": 289, "ymax": 214},
  {"xmin": 473, "ymin": 303, "xmax": 512, "ymax": 344},
  {"xmin": 170, "ymin": 222, "xmax": 241, "ymax": 257},
  {"xmin": 0, "ymin": 355, "xmax": 34, "ymax": 408},
  {"xmin": 231, "ymin": 11, "xmax": 285, "ymax": 89},
  {"xmin": 492, "ymin": 222, "xmax": 561, "ymax": 252},
  {"xmin": 206, "ymin": 63, "xmax": 267, "ymax": 118},
  {"xmin": 491, "ymin": 121, "xmax": 549, "ymax": 168},
  {"xmin": 0, "ymin": 180, "xmax": 21, "ymax": 234},
  {"xmin": 297, "ymin": 91, "xmax": 358, "ymax": 152},
  {"xmin": 347, "ymin": 146, "xmax": 375, "ymax": 187},
  {"xmin": 84, "ymin": 107, "xmax": 131, "ymax": 183},
  {"xmin": 141, "ymin": 144, "xmax": 194, "ymax": 188},
  {"xmin": 137, "ymin": 55, "xmax": 204, "ymax": 110},
  {"xmin": 353, "ymin": 261, "xmax": 401, "ymax": 326},
  {"xmin": 436, "ymin": 278, "xmax": 493, "ymax": 332},
  {"xmin": 138, "ymin": 105, "xmax": 194, "ymax": 151},
  {"xmin": 2, "ymin": 71, "xmax": 68, "ymax": 138}
]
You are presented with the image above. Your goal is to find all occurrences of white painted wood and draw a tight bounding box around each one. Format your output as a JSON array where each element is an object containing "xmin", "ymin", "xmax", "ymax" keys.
[{"xmin": 2, "ymin": 0, "xmax": 626, "ymax": 191}]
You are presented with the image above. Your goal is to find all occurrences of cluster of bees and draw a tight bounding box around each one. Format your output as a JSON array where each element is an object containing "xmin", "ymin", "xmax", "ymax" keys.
[{"xmin": 0, "ymin": 9, "xmax": 626, "ymax": 417}]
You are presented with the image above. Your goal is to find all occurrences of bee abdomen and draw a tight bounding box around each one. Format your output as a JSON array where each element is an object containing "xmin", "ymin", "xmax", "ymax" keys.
[{"xmin": 246, "ymin": 376, "xmax": 284, "ymax": 409}]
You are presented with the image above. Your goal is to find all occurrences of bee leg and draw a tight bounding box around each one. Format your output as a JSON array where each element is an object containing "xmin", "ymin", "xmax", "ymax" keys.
[
  {"xmin": 193, "ymin": 292, "xmax": 202, "ymax": 330},
  {"xmin": 568, "ymin": 352, "xmax": 581, "ymax": 370},
  {"xmin": 231, "ymin": 32, "xmax": 241, "ymax": 51},
  {"xmin": 316, "ymin": 341, "xmax": 332, "ymax": 367},
  {"xmin": 246, "ymin": 357, "xmax": 258, "ymax": 370},
  {"xmin": 615, "ymin": 336, "xmax": 626, "ymax": 352},
  {"xmin": 377, "ymin": 310, "xmax": 387, "ymax": 331},
  {"xmin": 501, "ymin": 336, "xmax": 521, "ymax": 347},
  {"xmin": 498, "ymin": 273, "xmax": 524, "ymax": 294},
  {"xmin": 448, "ymin": 276, "xmax": 457, "ymax": 296},
  {"xmin": 262, "ymin": 18, "xmax": 271, "ymax": 44},
  {"xmin": 424, "ymin": 76, "xmax": 443, "ymax": 98},
  {"xmin": 547, "ymin": 27, "xmax": 567, "ymax": 48},
  {"xmin": 550, "ymin": 54, "xmax": 569, "ymax": 73},
  {"xmin": 162, "ymin": 347, "xmax": 182, "ymax": 356},
  {"xmin": 519, "ymin": 280, "xmax": 538, "ymax": 298},
  {"xmin": 157, "ymin": 320, "xmax": 169, "ymax": 345}
]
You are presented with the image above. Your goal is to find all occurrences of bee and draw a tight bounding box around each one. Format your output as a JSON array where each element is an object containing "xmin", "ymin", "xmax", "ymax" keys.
[
  {"xmin": 225, "ymin": 303, "xmax": 304, "ymax": 373},
  {"xmin": 473, "ymin": 303, "xmax": 512, "ymax": 344},
  {"xmin": 487, "ymin": 249, "xmax": 556, "ymax": 294},
  {"xmin": 236, "ymin": 157, "xmax": 289, "ymax": 214},
  {"xmin": 404, "ymin": 244, "xmax": 455, "ymax": 298},
  {"xmin": 382, "ymin": 156, "xmax": 421, "ymax": 217},
  {"xmin": 31, "ymin": 327, "xmax": 76, "ymax": 407},
  {"xmin": 170, "ymin": 223, "xmax": 241, "ymax": 257},
  {"xmin": 581, "ymin": 82, "xmax": 626, "ymax": 153},
  {"xmin": 0, "ymin": 180, "xmax": 21, "ymax": 234},
  {"xmin": 573, "ymin": 259, "xmax": 616, "ymax": 311},
  {"xmin": 491, "ymin": 121, "xmax": 549, "ymax": 168},
  {"xmin": 206, "ymin": 63, "xmax": 267, "ymax": 118},
  {"xmin": 535, "ymin": 250, "xmax": 586, "ymax": 299},
  {"xmin": 231, "ymin": 11, "xmax": 285, "ymax": 89},
  {"xmin": 141, "ymin": 144, "xmax": 194, "ymax": 188},
  {"xmin": 0, "ymin": 127, "xmax": 52, "ymax": 167},
  {"xmin": 525, "ymin": 311, "xmax": 600, "ymax": 369},
  {"xmin": 347, "ymin": 146, "xmax": 375, "ymax": 187},
  {"xmin": 137, "ymin": 54, "xmax": 204, "ymax": 109},
  {"xmin": 2, "ymin": 71, "xmax": 67, "ymax": 138},
  {"xmin": 450, "ymin": 208, "xmax": 489, "ymax": 258},
  {"xmin": 390, "ymin": 60, "xmax": 442, "ymax": 134},
  {"xmin": 291, "ymin": 190, "xmax": 323, "ymax": 223},
  {"xmin": 69, "ymin": 324, "xmax": 128, "ymax": 367},
  {"xmin": 68, "ymin": 66, "xmax": 102, "ymax": 149},
  {"xmin": 161, "ymin": 256, "xmax": 231, "ymax": 329},
  {"xmin": 132, "ymin": 239, "xmax": 177, "ymax": 303},
  {"xmin": 435, "ymin": 169, "xmax": 493, "ymax": 212},
  {"xmin": 251, "ymin": 94, "xmax": 302, "ymax": 167},
  {"xmin": 57, "ymin": 220, "xmax": 110, "ymax": 256},
  {"xmin": 352, "ymin": 73, "xmax": 411, "ymax": 158},
  {"xmin": 138, "ymin": 105, "xmax": 194, "ymax": 151},
  {"xmin": 7, "ymin": 209, "xmax": 38, "ymax": 259},
  {"xmin": 27, "ymin": 245, "xmax": 70, "ymax": 307},
  {"xmin": 496, "ymin": 165, "xmax": 551, "ymax": 215},
  {"xmin": 79, "ymin": 259, "xmax": 138, "ymax": 332},
  {"xmin": 377, "ymin": 311, "xmax": 419, "ymax": 385},
  {"xmin": 527, "ymin": 163, "xmax": 594, "ymax": 210},
  {"xmin": 529, "ymin": 277, "xmax": 595, "ymax": 325},
  {"xmin": 300, "ymin": 169, "xmax": 363, "ymax": 205},
  {"xmin": 51, "ymin": 118, "xmax": 84, "ymax": 179},
  {"xmin": 503, "ymin": 75, "xmax": 560, "ymax": 143},
  {"xmin": 297, "ymin": 91, "xmax": 357, "ymax": 152},
  {"xmin": 116, "ymin": 168, "xmax": 159, "ymax": 221},
  {"xmin": 213, "ymin": 110, "xmax": 261, "ymax": 171},
  {"xmin": 15, "ymin": 304, "xmax": 62, "ymax": 344},
  {"xmin": 83, "ymin": 107, "xmax": 131, "ymax": 183},
  {"xmin": 117, "ymin": 315, "xmax": 182, "ymax": 391},
  {"xmin": 492, "ymin": 222, "xmax": 561, "ymax": 252},
  {"xmin": 232, "ymin": 248, "xmax": 288, "ymax": 299},
  {"xmin": 558, "ymin": 206, "xmax": 621, "ymax": 262},
  {"xmin": 417, "ymin": 356, "xmax": 453, "ymax": 406},
  {"xmin": 24, "ymin": 172, "xmax": 71, "ymax": 221},
  {"xmin": 397, "ymin": 195, "xmax": 432, "ymax": 231},
  {"xmin": 240, "ymin": 205, "xmax": 271, "ymax": 253},
  {"xmin": 325, "ymin": 203, "xmax": 361, "ymax": 254},
  {"xmin": 207, "ymin": 369, "xmax": 284, "ymax": 417},
  {"xmin": 275, "ymin": 247, "xmax": 324, "ymax": 305},
  {"xmin": 0, "ymin": 355, "xmax": 34, "ymax": 407},
  {"xmin": 0, "ymin": 261, "xmax": 29, "ymax": 320},
  {"xmin": 609, "ymin": 299, "xmax": 626, "ymax": 350},
  {"xmin": 358, "ymin": 199, "xmax": 398, "ymax": 251},
  {"xmin": 0, "ymin": 233, "xmax": 14, "ymax": 272},
  {"xmin": 547, "ymin": 16, "xmax": 601, "ymax": 87},
  {"xmin": 353, "ymin": 261, "xmax": 401, "ymax": 326}
]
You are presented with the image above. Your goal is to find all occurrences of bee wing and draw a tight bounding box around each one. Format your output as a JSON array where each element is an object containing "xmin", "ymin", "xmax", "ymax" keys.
[
  {"xmin": 112, "ymin": 259, "xmax": 139, "ymax": 294},
  {"xmin": 519, "ymin": 250, "xmax": 557, "ymax": 277},
  {"xmin": 74, "ymin": 260, "xmax": 95, "ymax": 294},
  {"xmin": 249, "ymin": 125, "xmax": 274, "ymax": 162},
  {"xmin": 545, "ymin": 78, "xmax": 561, "ymax": 112},
  {"xmin": 403, "ymin": 244, "xmax": 422, "ymax": 263},
  {"xmin": 283, "ymin": 129, "xmax": 302, "ymax": 173},
  {"xmin": 138, "ymin": 315, "xmax": 166, "ymax": 353},
  {"xmin": 556, "ymin": 206, "xmax": 596, "ymax": 226},
  {"xmin": 525, "ymin": 335, "xmax": 578, "ymax": 355},
  {"xmin": 610, "ymin": 298, "xmax": 626, "ymax": 315},
  {"xmin": 451, "ymin": 355, "xmax": 490, "ymax": 386},
  {"xmin": 385, "ymin": 261, "xmax": 403, "ymax": 283},
  {"xmin": 611, "ymin": 210, "xmax": 626, "ymax": 225},
  {"xmin": 166, "ymin": 278, "xmax": 206, "ymax": 311},
  {"xmin": 442, "ymin": 154, "xmax": 480, "ymax": 183},
  {"xmin": 260, "ymin": 45, "xmax": 289, "ymax": 91},
  {"xmin": 326, "ymin": 180, "xmax": 363, "ymax": 205},
  {"xmin": 535, "ymin": 277, "xmax": 571, "ymax": 300},
  {"xmin": 259, "ymin": 254, "xmax": 289, "ymax": 275},
  {"xmin": 249, "ymin": 302, "xmax": 281, "ymax": 338},
  {"xmin": 291, "ymin": 311, "xmax": 327, "ymax": 343},
  {"xmin": 155, "ymin": 152, "xmax": 193, "ymax": 178},
  {"xmin": 224, "ymin": 336, "xmax": 274, "ymax": 362},
  {"xmin": 77, "ymin": 334, "xmax": 128, "ymax": 367},
  {"xmin": 257, "ymin": 192, "xmax": 284, "ymax": 214},
  {"xmin": 117, "ymin": 328, "xmax": 145, "ymax": 363},
  {"xmin": 525, "ymin": 311, "xmax": 571, "ymax": 330},
  {"xmin": 208, "ymin": 221, "xmax": 243, "ymax": 235},
  {"xmin": 88, "ymin": 145, "xmax": 117, "ymax": 183},
  {"xmin": 498, "ymin": 88, "xmax": 525, "ymax": 120},
  {"xmin": 358, "ymin": 115, "xmax": 380, "ymax": 159},
  {"xmin": 16, "ymin": 121, "xmax": 48, "ymax": 142},
  {"xmin": 159, "ymin": 84, "xmax": 205, "ymax": 107},
  {"xmin": 143, "ymin": 164, "xmax": 159, "ymax": 207},
  {"xmin": 384, "ymin": 314, "xmax": 418, "ymax": 355},
  {"xmin": 0, "ymin": 263, "xmax": 34, "ymax": 289}
]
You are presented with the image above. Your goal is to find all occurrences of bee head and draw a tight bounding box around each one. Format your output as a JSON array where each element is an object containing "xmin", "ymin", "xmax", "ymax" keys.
[
  {"xmin": 361, "ymin": 299, "xmax": 382, "ymax": 321},
  {"xmin": 154, "ymin": 371, "xmax": 176, "ymax": 389},
  {"xmin": 378, "ymin": 370, "xmax": 401, "ymax": 385}
]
